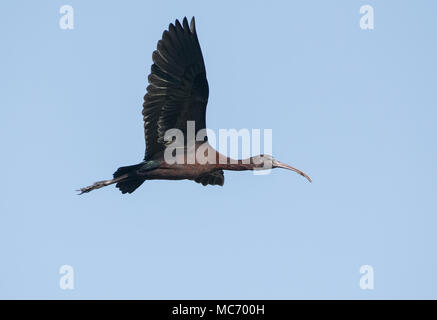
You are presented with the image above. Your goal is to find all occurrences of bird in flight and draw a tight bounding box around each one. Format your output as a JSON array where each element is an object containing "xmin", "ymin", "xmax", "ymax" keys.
[{"xmin": 79, "ymin": 17, "xmax": 311, "ymax": 194}]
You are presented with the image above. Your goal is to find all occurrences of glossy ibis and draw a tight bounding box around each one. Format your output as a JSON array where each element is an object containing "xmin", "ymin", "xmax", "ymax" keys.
[{"xmin": 79, "ymin": 17, "xmax": 311, "ymax": 194}]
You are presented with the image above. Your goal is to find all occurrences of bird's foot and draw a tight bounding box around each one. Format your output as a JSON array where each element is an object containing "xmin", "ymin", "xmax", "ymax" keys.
[{"xmin": 76, "ymin": 180, "xmax": 107, "ymax": 195}]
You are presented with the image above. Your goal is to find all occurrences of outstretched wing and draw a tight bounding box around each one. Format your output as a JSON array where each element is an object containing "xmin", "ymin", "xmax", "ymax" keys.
[
  {"xmin": 142, "ymin": 17, "xmax": 209, "ymax": 161},
  {"xmin": 194, "ymin": 170, "xmax": 225, "ymax": 186}
]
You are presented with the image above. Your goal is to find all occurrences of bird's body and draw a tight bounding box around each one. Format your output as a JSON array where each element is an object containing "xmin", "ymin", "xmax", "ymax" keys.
[{"xmin": 79, "ymin": 17, "xmax": 311, "ymax": 195}]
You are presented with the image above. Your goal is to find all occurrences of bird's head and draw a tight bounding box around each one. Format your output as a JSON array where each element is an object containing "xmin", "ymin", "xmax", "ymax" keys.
[{"xmin": 250, "ymin": 154, "xmax": 312, "ymax": 182}]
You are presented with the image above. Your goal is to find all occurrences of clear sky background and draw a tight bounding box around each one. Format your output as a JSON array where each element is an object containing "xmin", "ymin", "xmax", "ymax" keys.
[{"xmin": 1, "ymin": 0, "xmax": 436, "ymax": 299}]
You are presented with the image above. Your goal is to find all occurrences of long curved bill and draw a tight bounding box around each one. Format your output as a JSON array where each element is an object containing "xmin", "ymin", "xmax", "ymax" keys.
[{"xmin": 275, "ymin": 161, "xmax": 312, "ymax": 183}]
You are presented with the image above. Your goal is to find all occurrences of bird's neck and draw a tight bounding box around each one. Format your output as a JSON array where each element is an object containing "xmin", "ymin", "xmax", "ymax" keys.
[{"xmin": 217, "ymin": 159, "xmax": 255, "ymax": 171}]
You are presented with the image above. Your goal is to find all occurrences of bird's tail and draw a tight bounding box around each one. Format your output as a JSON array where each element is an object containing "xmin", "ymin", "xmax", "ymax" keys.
[
  {"xmin": 113, "ymin": 163, "xmax": 146, "ymax": 194},
  {"xmin": 115, "ymin": 178, "xmax": 145, "ymax": 194},
  {"xmin": 78, "ymin": 163, "xmax": 145, "ymax": 195}
]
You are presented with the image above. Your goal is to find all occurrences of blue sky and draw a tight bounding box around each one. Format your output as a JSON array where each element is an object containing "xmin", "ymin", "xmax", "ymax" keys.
[{"xmin": 1, "ymin": 0, "xmax": 436, "ymax": 299}]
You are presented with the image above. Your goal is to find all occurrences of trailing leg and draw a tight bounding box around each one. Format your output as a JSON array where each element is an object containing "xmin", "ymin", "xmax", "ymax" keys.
[{"xmin": 77, "ymin": 174, "xmax": 128, "ymax": 194}]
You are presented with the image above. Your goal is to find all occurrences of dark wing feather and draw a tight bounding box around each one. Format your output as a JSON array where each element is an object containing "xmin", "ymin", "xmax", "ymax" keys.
[
  {"xmin": 194, "ymin": 170, "xmax": 225, "ymax": 186},
  {"xmin": 143, "ymin": 17, "xmax": 209, "ymax": 160}
]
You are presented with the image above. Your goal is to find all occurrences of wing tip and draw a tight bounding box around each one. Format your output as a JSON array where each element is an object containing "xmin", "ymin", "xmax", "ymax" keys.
[
  {"xmin": 182, "ymin": 17, "xmax": 190, "ymax": 32},
  {"xmin": 168, "ymin": 16, "xmax": 196, "ymax": 34},
  {"xmin": 190, "ymin": 17, "xmax": 196, "ymax": 34},
  {"xmin": 175, "ymin": 18, "xmax": 183, "ymax": 32}
]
